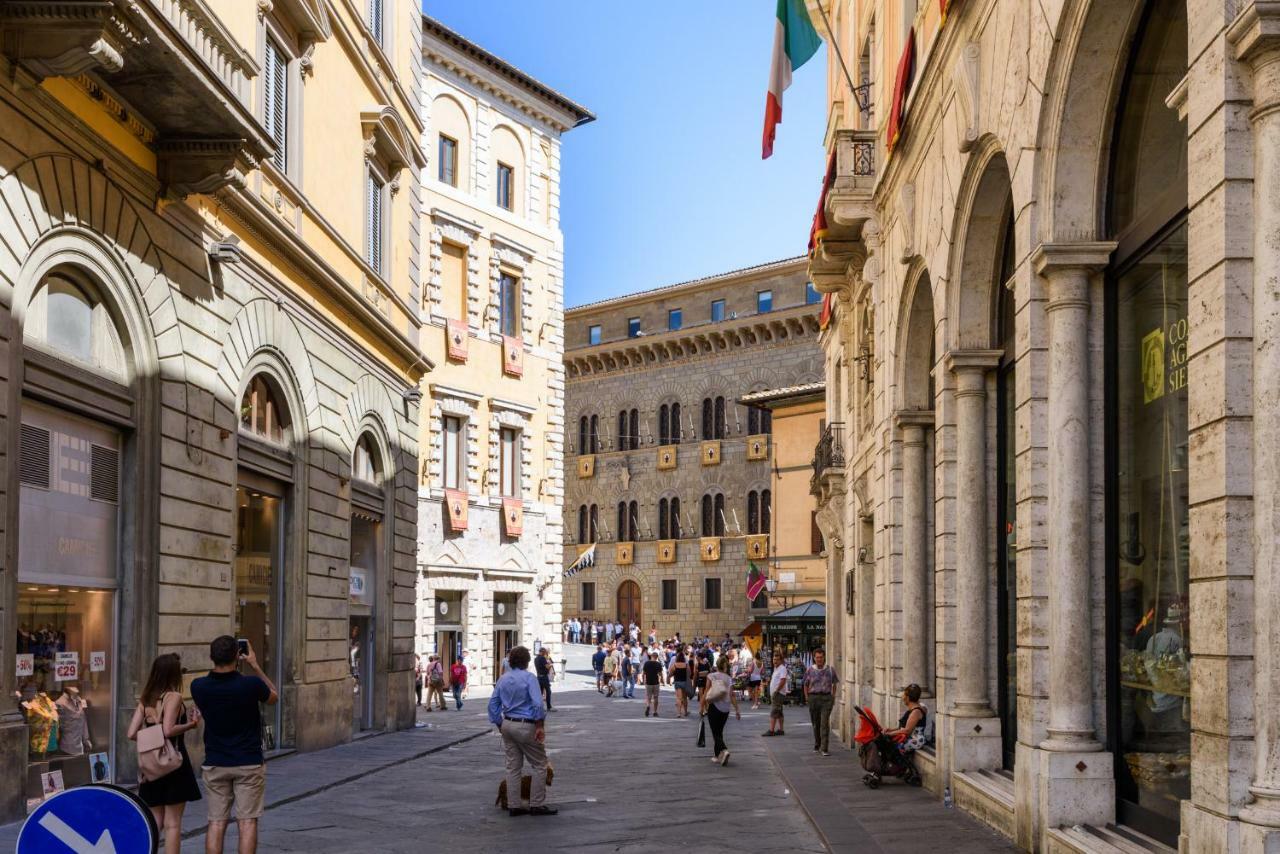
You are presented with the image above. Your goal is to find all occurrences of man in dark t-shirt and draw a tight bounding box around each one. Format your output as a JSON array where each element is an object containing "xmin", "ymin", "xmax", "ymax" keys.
[
  {"xmin": 642, "ymin": 652, "xmax": 665, "ymax": 717},
  {"xmin": 534, "ymin": 648, "xmax": 555, "ymax": 711},
  {"xmin": 592, "ymin": 645, "xmax": 607, "ymax": 693},
  {"xmin": 191, "ymin": 635, "xmax": 278, "ymax": 854}
]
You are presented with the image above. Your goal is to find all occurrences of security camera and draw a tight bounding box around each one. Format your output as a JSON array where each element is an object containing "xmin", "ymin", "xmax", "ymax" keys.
[{"xmin": 208, "ymin": 234, "xmax": 243, "ymax": 264}]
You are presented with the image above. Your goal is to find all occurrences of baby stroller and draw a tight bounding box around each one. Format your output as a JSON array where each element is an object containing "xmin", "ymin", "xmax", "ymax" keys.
[{"xmin": 853, "ymin": 705, "xmax": 921, "ymax": 788}]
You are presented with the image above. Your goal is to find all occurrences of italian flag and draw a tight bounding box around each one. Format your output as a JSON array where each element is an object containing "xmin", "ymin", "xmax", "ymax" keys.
[{"xmin": 763, "ymin": 0, "xmax": 823, "ymax": 159}]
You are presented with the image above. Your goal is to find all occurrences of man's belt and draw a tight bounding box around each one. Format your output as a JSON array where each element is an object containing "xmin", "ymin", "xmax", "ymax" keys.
[{"xmin": 504, "ymin": 715, "xmax": 538, "ymax": 723}]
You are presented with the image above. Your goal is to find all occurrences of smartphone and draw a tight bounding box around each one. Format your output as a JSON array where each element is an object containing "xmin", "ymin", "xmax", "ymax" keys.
[{"xmin": 237, "ymin": 639, "xmax": 249, "ymax": 658}]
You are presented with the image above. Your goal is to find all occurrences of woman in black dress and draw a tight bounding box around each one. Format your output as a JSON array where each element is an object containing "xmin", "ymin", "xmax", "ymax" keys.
[{"xmin": 127, "ymin": 653, "xmax": 202, "ymax": 854}]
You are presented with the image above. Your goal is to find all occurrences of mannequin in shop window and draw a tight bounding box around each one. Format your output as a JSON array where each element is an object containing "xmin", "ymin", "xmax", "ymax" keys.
[
  {"xmin": 55, "ymin": 684, "xmax": 92, "ymax": 755},
  {"xmin": 21, "ymin": 685, "xmax": 59, "ymax": 755}
]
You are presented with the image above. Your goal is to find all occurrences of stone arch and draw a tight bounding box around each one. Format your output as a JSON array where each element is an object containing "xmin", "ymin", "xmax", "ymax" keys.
[
  {"xmin": 0, "ymin": 153, "xmax": 188, "ymax": 382},
  {"xmin": 216, "ymin": 298, "xmax": 321, "ymax": 445},
  {"xmin": 341, "ymin": 373, "xmax": 405, "ymax": 478},
  {"xmin": 1035, "ymin": 0, "xmax": 1150, "ymax": 241},
  {"xmin": 496, "ymin": 543, "xmax": 533, "ymax": 574},
  {"xmin": 895, "ymin": 266, "xmax": 937, "ymax": 411},
  {"xmin": 948, "ymin": 139, "xmax": 1014, "ymax": 351},
  {"xmin": 427, "ymin": 540, "xmax": 467, "ymax": 568}
]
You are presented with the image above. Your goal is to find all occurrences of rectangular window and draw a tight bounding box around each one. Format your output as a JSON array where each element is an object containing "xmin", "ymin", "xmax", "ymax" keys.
[
  {"xmin": 806, "ymin": 282, "xmax": 821, "ymax": 304},
  {"xmin": 627, "ymin": 317, "xmax": 641, "ymax": 338},
  {"xmin": 441, "ymin": 242, "xmax": 467, "ymax": 319},
  {"xmin": 263, "ymin": 36, "xmax": 288, "ymax": 173},
  {"xmin": 668, "ymin": 308, "xmax": 682, "ymax": 331},
  {"xmin": 499, "ymin": 273, "xmax": 521, "ymax": 337},
  {"xmin": 438, "ymin": 134, "xmax": 458, "ymax": 187},
  {"xmin": 661, "ymin": 579, "xmax": 677, "ymax": 610},
  {"xmin": 442, "ymin": 415, "xmax": 464, "ymax": 490},
  {"xmin": 367, "ymin": 0, "xmax": 383, "ymax": 43},
  {"xmin": 710, "ymin": 299, "xmax": 725, "ymax": 322},
  {"xmin": 500, "ymin": 428, "xmax": 520, "ymax": 497},
  {"xmin": 757, "ymin": 290, "xmax": 773, "ymax": 313},
  {"xmin": 581, "ymin": 581, "xmax": 596, "ymax": 611},
  {"xmin": 588, "ymin": 325, "xmax": 601, "ymax": 345},
  {"xmin": 703, "ymin": 577, "xmax": 722, "ymax": 610},
  {"xmin": 366, "ymin": 170, "xmax": 384, "ymax": 276},
  {"xmin": 496, "ymin": 162, "xmax": 514, "ymax": 210}
]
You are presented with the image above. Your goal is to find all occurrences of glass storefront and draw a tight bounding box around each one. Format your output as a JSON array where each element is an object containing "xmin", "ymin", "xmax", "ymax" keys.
[
  {"xmin": 995, "ymin": 236, "xmax": 1018, "ymax": 770},
  {"xmin": 235, "ymin": 484, "xmax": 285, "ymax": 751},
  {"xmin": 349, "ymin": 513, "xmax": 380, "ymax": 732},
  {"xmin": 493, "ymin": 594, "xmax": 520, "ymax": 680},
  {"xmin": 1113, "ymin": 223, "xmax": 1190, "ymax": 832},
  {"xmin": 1106, "ymin": 0, "xmax": 1188, "ymax": 842}
]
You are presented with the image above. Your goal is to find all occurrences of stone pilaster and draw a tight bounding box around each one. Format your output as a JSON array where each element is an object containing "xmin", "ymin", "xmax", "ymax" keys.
[
  {"xmin": 1031, "ymin": 242, "xmax": 1116, "ymax": 832},
  {"xmin": 945, "ymin": 350, "xmax": 1003, "ymax": 772},
  {"xmin": 896, "ymin": 410, "xmax": 934, "ymax": 693},
  {"xmin": 1229, "ymin": 7, "xmax": 1280, "ymax": 849}
]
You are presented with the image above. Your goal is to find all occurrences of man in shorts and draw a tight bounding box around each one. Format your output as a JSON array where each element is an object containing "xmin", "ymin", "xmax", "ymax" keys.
[
  {"xmin": 592, "ymin": 644, "xmax": 607, "ymax": 693},
  {"xmin": 763, "ymin": 650, "xmax": 788, "ymax": 736},
  {"xmin": 601, "ymin": 642, "xmax": 619, "ymax": 696},
  {"xmin": 642, "ymin": 651, "xmax": 665, "ymax": 717},
  {"xmin": 191, "ymin": 635, "xmax": 278, "ymax": 854}
]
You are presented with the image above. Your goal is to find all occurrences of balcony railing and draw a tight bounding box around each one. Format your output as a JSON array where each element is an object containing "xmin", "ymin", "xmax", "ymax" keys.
[{"xmin": 810, "ymin": 422, "xmax": 846, "ymax": 496}]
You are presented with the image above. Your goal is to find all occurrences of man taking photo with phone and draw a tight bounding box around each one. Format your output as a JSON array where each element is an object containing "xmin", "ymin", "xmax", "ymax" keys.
[{"xmin": 191, "ymin": 635, "xmax": 278, "ymax": 854}]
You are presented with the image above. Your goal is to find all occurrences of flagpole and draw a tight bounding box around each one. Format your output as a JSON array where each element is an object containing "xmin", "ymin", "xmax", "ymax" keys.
[{"xmin": 813, "ymin": 0, "xmax": 860, "ymax": 102}]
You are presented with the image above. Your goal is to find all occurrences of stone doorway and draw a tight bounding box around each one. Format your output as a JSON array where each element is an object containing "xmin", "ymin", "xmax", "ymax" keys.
[{"xmin": 616, "ymin": 580, "xmax": 641, "ymax": 629}]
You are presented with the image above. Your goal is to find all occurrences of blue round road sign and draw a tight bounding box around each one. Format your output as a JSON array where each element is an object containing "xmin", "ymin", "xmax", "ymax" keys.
[{"xmin": 18, "ymin": 784, "xmax": 158, "ymax": 854}]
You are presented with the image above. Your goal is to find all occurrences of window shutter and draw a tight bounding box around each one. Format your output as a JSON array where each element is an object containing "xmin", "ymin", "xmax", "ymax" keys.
[
  {"xmin": 19, "ymin": 423, "xmax": 50, "ymax": 488},
  {"xmin": 90, "ymin": 444, "xmax": 119, "ymax": 503},
  {"xmin": 368, "ymin": 0, "xmax": 383, "ymax": 43},
  {"xmin": 264, "ymin": 37, "xmax": 288, "ymax": 172},
  {"xmin": 366, "ymin": 172, "xmax": 383, "ymax": 275}
]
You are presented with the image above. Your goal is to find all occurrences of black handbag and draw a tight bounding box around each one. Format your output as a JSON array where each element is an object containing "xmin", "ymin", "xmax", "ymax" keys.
[{"xmin": 697, "ymin": 715, "xmax": 706, "ymax": 748}]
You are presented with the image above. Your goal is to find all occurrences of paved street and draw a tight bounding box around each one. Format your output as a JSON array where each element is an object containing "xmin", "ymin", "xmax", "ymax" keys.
[{"xmin": 2, "ymin": 647, "xmax": 1013, "ymax": 852}]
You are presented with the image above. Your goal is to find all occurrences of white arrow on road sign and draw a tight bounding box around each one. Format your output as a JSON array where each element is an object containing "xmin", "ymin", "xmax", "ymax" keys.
[{"xmin": 37, "ymin": 812, "xmax": 116, "ymax": 854}]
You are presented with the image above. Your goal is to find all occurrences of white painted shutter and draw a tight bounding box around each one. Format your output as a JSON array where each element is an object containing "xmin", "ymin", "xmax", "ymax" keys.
[
  {"xmin": 264, "ymin": 37, "xmax": 288, "ymax": 172},
  {"xmin": 366, "ymin": 171, "xmax": 383, "ymax": 275}
]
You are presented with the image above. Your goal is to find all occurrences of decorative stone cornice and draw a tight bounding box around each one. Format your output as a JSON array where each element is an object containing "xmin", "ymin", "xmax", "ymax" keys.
[
  {"xmin": 1228, "ymin": 1, "xmax": 1280, "ymax": 63},
  {"xmin": 894, "ymin": 409, "xmax": 935, "ymax": 431},
  {"xmin": 361, "ymin": 105, "xmax": 426, "ymax": 176},
  {"xmin": 944, "ymin": 349, "xmax": 1003, "ymax": 374},
  {"xmin": 156, "ymin": 138, "xmax": 252, "ymax": 196},
  {"xmin": 0, "ymin": 1, "xmax": 134, "ymax": 78},
  {"xmin": 1031, "ymin": 241, "xmax": 1116, "ymax": 275}
]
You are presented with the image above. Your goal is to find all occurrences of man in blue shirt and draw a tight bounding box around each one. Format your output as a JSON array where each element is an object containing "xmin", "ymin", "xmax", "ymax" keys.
[
  {"xmin": 487, "ymin": 646, "xmax": 556, "ymax": 816},
  {"xmin": 591, "ymin": 644, "xmax": 607, "ymax": 693}
]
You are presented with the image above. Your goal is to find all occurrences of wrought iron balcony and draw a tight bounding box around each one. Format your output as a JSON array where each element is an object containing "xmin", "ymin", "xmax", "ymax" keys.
[
  {"xmin": 810, "ymin": 128, "xmax": 878, "ymax": 297},
  {"xmin": 1, "ymin": 0, "xmax": 276, "ymax": 195},
  {"xmin": 810, "ymin": 422, "xmax": 846, "ymax": 497}
]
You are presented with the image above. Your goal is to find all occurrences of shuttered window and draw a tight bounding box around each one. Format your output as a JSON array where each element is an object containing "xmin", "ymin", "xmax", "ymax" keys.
[
  {"xmin": 366, "ymin": 170, "xmax": 384, "ymax": 276},
  {"xmin": 442, "ymin": 415, "xmax": 463, "ymax": 489},
  {"xmin": 367, "ymin": 0, "xmax": 384, "ymax": 44},
  {"xmin": 263, "ymin": 36, "xmax": 288, "ymax": 173},
  {"xmin": 19, "ymin": 423, "xmax": 50, "ymax": 488},
  {"xmin": 661, "ymin": 579, "xmax": 677, "ymax": 610},
  {"xmin": 500, "ymin": 428, "xmax": 519, "ymax": 497},
  {"xmin": 90, "ymin": 444, "xmax": 119, "ymax": 503},
  {"xmin": 499, "ymin": 273, "xmax": 520, "ymax": 337}
]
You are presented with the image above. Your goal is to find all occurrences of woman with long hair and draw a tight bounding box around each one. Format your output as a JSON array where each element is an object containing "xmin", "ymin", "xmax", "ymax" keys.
[
  {"xmin": 127, "ymin": 652, "xmax": 201, "ymax": 854},
  {"xmin": 700, "ymin": 654, "xmax": 741, "ymax": 766},
  {"xmin": 668, "ymin": 648, "xmax": 691, "ymax": 717}
]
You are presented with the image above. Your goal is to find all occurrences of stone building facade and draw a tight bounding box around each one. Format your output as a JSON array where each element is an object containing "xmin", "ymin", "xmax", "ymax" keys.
[
  {"xmin": 807, "ymin": 0, "xmax": 1280, "ymax": 851},
  {"xmin": 562, "ymin": 259, "xmax": 824, "ymax": 640},
  {"xmin": 414, "ymin": 17, "xmax": 592, "ymax": 687},
  {"xmin": 0, "ymin": 0, "xmax": 426, "ymax": 820}
]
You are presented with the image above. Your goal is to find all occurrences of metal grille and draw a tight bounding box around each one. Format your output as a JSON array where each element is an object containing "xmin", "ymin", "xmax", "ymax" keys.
[
  {"xmin": 90, "ymin": 444, "xmax": 119, "ymax": 503},
  {"xmin": 19, "ymin": 423, "xmax": 50, "ymax": 488}
]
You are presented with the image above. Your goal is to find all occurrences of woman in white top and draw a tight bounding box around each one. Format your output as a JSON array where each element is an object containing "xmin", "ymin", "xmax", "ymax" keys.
[{"xmin": 700, "ymin": 655, "xmax": 741, "ymax": 766}]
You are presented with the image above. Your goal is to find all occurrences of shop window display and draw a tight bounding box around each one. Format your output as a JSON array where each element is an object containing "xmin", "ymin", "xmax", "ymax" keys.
[{"xmin": 16, "ymin": 587, "xmax": 115, "ymax": 803}]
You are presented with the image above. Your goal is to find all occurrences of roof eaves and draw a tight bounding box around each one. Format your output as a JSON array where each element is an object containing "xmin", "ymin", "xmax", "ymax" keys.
[{"xmin": 567, "ymin": 256, "xmax": 809, "ymax": 314}]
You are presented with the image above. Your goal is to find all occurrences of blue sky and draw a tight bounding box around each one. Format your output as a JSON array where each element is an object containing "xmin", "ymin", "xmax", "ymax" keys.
[{"xmin": 423, "ymin": 3, "xmax": 828, "ymax": 307}]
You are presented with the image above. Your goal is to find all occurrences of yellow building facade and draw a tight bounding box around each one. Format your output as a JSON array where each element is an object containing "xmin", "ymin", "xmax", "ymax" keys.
[
  {"xmin": 0, "ymin": 0, "xmax": 427, "ymax": 819},
  {"xmin": 415, "ymin": 17, "xmax": 592, "ymax": 687}
]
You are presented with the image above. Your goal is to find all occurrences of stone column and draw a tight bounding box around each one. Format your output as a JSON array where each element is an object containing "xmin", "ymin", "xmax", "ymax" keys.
[
  {"xmin": 1229, "ymin": 8, "xmax": 1280, "ymax": 842},
  {"xmin": 1031, "ymin": 243, "xmax": 1115, "ymax": 830},
  {"xmin": 896, "ymin": 411, "xmax": 933, "ymax": 692},
  {"xmin": 945, "ymin": 351, "xmax": 1003, "ymax": 772}
]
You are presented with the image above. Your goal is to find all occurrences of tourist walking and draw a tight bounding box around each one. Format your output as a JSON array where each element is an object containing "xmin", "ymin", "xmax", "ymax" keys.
[
  {"xmin": 592, "ymin": 644, "xmax": 607, "ymax": 692},
  {"xmin": 700, "ymin": 654, "xmax": 740, "ymax": 766},
  {"xmin": 127, "ymin": 653, "xmax": 202, "ymax": 854},
  {"xmin": 191, "ymin": 636, "xmax": 278, "ymax": 854},
  {"xmin": 642, "ymin": 651, "xmax": 664, "ymax": 717},
  {"xmin": 803, "ymin": 648, "xmax": 837, "ymax": 756},
  {"xmin": 763, "ymin": 651, "xmax": 788, "ymax": 736},
  {"xmin": 414, "ymin": 654, "xmax": 424, "ymax": 706},
  {"xmin": 425, "ymin": 654, "xmax": 447, "ymax": 711},
  {"xmin": 487, "ymin": 646, "xmax": 556, "ymax": 816},
  {"xmin": 621, "ymin": 644, "xmax": 637, "ymax": 699},
  {"xmin": 449, "ymin": 656, "xmax": 468, "ymax": 710},
  {"xmin": 668, "ymin": 649, "xmax": 691, "ymax": 717},
  {"xmin": 535, "ymin": 647, "xmax": 555, "ymax": 711},
  {"xmin": 602, "ymin": 643, "xmax": 620, "ymax": 696},
  {"xmin": 743, "ymin": 647, "xmax": 762, "ymax": 709}
]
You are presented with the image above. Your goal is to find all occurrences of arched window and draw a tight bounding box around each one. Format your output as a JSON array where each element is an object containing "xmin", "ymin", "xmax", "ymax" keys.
[
  {"xmin": 713, "ymin": 397, "xmax": 726, "ymax": 439},
  {"xmin": 658, "ymin": 404, "xmax": 669, "ymax": 445},
  {"xmin": 578, "ymin": 416, "xmax": 588, "ymax": 455},
  {"xmin": 748, "ymin": 407, "xmax": 773, "ymax": 435},
  {"xmin": 578, "ymin": 504, "xmax": 588, "ymax": 543},
  {"xmin": 761, "ymin": 489, "xmax": 771, "ymax": 534},
  {"xmin": 589, "ymin": 504, "xmax": 599, "ymax": 542},
  {"xmin": 25, "ymin": 271, "xmax": 126, "ymax": 378},
  {"xmin": 617, "ymin": 501, "xmax": 627, "ymax": 541},
  {"xmin": 670, "ymin": 402, "xmax": 681, "ymax": 444},
  {"xmin": 701, "ymin": 493, "xmax": 725, "ymax": 537},
  {"xmin": 669, "ymin": 496, "xmax": 681, "ymax": 538},
  {"xmin": 747, "ymin": 490, "xmax": 760, "ymax": 535},
  {"xmin": 589, "ymin": 415, "xmax": 599, "ymax": 454},
  {"xmin": 629, "ymin": 409, "xmax": 639, "ymax": 450},
  {"xmin": 352, "ymin": 432, "xmax": 383, "ymax": 484},
  {"xmin": 617, "ymin": 500, "xmax": 638, "ymax": 541},
  {"xmin": 240, "ymin": 374, "xmax": 291, "ymax": 445},
  {"xmin": 658, "ymin": 497, "xmax": 669, "ymax": 540},
  {"xmin": 617, "ymin": 411, "xmax": 628, "ymax": 450}
]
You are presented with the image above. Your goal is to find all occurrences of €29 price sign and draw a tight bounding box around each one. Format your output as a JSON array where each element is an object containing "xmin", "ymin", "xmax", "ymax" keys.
[
  {"xmin": 18, "ymin": 785, "xmax": 158, "ymax": 853},
  {"xmin": 53, "ymin": 652, "xmax": 79, "ymax": 683}
]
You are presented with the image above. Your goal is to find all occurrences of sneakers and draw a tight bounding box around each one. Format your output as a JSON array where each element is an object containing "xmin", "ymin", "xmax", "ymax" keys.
[
  {"xmin": 719, "ymin": 751, "xmax": 731, "ymax": 766},
  {"xmin": 822, "ymin": 751, "xmax": 831, "ymax": 757}
]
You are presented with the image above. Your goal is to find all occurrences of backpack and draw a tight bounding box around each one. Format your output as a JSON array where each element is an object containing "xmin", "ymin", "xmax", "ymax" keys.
[{"xmin": 136, "ymin": 693, "xmax": 182, "ymax": 783}]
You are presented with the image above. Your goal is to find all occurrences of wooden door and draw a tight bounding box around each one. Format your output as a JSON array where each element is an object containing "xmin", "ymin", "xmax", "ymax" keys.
[{"xmin": 616, "ymin": 580, "xmax": 641, "ymax": 628}]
